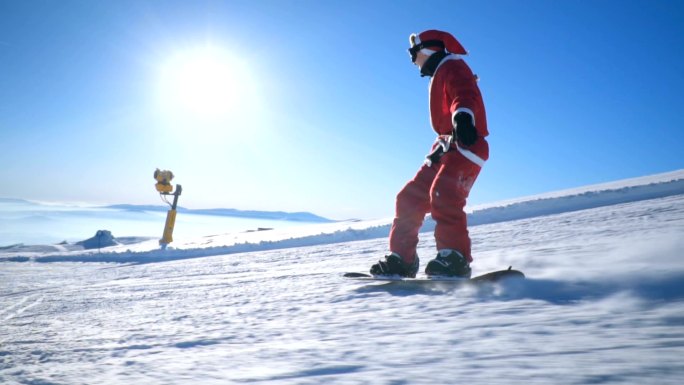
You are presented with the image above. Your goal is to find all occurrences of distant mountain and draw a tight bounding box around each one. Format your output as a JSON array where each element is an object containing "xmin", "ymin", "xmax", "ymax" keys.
[
  {"xmin": 0, "ymin": 198, "xmax": 34, "ymax": 205},
  {"xmin": 105, "ymin": 204, "xmax": 334, "ymax": 223},
  {"xmin": 187, "ymin": 208, "xmax": 334, "ymax": 223},
  {"xmin": 105, "ymin": 204, "xmax": 175, "ymax": 213}
]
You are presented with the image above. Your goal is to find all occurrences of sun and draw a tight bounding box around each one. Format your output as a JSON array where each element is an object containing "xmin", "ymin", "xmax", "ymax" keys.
[{"xmin": 158, "ymin": 45, "xmax": 257, "ymax": 121}]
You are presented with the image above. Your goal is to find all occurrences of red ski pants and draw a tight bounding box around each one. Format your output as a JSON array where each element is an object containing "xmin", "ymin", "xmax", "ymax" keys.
[{"xmin": 389, "ymin": 138, "xmax": 488, "ymax": 263}]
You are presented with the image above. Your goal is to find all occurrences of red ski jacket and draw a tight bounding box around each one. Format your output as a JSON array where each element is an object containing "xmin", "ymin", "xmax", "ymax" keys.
[{"xmin": 429, "ymin": 54, "xmax": 488, "ymax": 139}]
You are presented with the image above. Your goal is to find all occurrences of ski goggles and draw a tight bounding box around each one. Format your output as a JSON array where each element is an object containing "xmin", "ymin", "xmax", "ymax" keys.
[{"xmin": 408, "ymin": 39, "xmax": 445, "ymax": 62}]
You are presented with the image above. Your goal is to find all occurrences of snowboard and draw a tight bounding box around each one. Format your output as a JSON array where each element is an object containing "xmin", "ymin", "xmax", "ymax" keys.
[{"xmin": 343, "ymin": 266, "xmax": 524, "ymax": 284}]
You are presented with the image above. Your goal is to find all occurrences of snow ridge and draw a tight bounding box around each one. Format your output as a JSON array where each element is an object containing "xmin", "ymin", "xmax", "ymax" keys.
[
  {"xmin": 468, "ymin": 174, "xmax": 684, "ymax": 225},
  {"xmin": 1, "ymin": 169, "xmax": 683, "ymax": 264}
]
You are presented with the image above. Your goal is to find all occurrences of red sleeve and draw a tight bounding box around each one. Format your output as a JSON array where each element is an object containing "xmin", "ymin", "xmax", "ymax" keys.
[{"xmin": 446, "ymin": 61, "xmax": 488, "ymax": 137}]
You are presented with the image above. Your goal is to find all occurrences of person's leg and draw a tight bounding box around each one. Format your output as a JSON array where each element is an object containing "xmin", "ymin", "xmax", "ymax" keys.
[
  {"xmin": 388, "ymin": 163, "xmax": 437, "ymax": 263},
  {"xmin": 430, "ymin": 141, "xmax": 487, "ymax": 262}
]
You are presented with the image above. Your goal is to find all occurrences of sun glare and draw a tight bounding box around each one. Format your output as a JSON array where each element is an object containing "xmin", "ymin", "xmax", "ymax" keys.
[{"xmin": 158, "ymin": 46, "xmax": 257, "ymax": 122}]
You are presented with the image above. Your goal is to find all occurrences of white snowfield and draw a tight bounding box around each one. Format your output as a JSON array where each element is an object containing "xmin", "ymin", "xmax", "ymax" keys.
[{"xmin": 1, "ymin": 169, "xmax": 683, "ymax": 384}]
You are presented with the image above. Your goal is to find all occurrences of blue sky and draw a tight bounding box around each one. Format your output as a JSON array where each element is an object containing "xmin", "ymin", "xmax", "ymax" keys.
[{"xmin": 1, "ymin": 0, "xmax": 683, "ymax": 219}]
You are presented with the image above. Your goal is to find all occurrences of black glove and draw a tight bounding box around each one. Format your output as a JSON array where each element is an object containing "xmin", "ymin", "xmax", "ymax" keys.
[{"xmin": 454, "ymin": 111, "xmax": 478, "ymax": 146}]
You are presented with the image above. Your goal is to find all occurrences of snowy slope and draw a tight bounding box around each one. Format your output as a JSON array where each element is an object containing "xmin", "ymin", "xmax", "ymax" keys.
[
  {"xmin": 1, "ymin": 171, "xmax": 684, "ymax": 385},
  {"xmin": 1, "ymin": 169, "xmax": 682, "ymax": 263}
]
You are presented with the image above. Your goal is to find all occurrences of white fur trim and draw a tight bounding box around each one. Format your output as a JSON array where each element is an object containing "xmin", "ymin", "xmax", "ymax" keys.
[
  {"xmin": 434, "ymin": 53, "xmax": 462, "ymax": 74},
  {"xmin": 455, "ymin": 143, "xmax": 486, "ymax": 168},
  {"xmin": 452, "ymin": 107, "xmax": 475, "ymax": 126}
]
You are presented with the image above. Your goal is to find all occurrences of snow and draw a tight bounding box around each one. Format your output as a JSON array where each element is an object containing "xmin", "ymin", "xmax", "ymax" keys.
[{"xmin": 1, "ymin": 170, "xmax": 684, "ymax": 384}]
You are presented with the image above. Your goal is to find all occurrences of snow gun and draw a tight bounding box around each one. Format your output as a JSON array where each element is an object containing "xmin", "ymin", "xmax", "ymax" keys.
[{"xmin": 154, "ymin": 168, "xmax": 183, "ymax": 249}]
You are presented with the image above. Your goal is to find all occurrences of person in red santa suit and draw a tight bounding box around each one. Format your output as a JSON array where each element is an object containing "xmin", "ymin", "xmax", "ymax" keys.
[{"xmin": 370, "ymin": 30, "xmax": 489, "ymax": 278}]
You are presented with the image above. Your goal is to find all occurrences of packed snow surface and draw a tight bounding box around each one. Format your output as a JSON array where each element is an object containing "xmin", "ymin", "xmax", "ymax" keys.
[{"xmin": 1, "ymin": 170, "xmax": 683, "ymax": 384}]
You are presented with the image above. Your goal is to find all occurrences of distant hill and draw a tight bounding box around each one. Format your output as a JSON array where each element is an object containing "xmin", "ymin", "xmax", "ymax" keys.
[
  {"xmin": 105, "ymin": 204, "xmax": 334, "ymax": 223},
  {"xmin": 4, "ymin": 169, "xmax": 682, "ymax": 229},
  {"xmin": 0, "ymin": 198, "xmax": 334, "ymax": 223},
  {"xmin": 0, "ymin": 198, "xmax": 33, "ymax": 204}
]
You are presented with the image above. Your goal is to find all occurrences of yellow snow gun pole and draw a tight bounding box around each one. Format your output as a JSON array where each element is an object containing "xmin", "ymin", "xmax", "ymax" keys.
[{"xmin": 154, "ymin": 169, "xmax": 182, "ymax": 249}]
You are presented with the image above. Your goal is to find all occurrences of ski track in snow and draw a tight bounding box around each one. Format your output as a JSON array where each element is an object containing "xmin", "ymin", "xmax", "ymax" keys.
[{"xmin": 1, "ymin": 195, "xmax": 684, "ymax": 384}]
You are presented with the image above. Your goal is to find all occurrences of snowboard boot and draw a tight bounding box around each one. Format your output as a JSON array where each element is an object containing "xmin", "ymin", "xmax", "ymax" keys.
[
  {"xmin": 425, "ymin": 249, "xmax": 472, "ymax": 278},
  {"xmin": 370, "ymin": 253, "xmax": 419, "ymax": 278}
]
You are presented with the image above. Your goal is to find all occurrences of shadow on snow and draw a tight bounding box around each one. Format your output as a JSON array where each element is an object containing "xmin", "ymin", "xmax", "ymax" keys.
[{"xmin": 351, "ymin": 272, "xmax": 684, "ymax": 305}]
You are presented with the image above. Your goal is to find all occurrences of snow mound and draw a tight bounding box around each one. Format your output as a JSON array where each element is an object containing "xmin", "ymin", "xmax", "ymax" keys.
[{"xmin": 75, "ymin": 230, "xmax": 119, "ymax": 250}]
